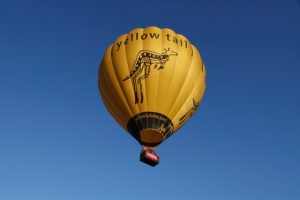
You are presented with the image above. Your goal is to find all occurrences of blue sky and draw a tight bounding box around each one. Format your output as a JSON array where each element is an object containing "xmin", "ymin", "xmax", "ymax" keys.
[{"xmin": 0, "ymin": 0, "xmax": 299, "ymax": 199}]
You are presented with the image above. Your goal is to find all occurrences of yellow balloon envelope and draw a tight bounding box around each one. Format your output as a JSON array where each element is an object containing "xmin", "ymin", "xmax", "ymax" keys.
[{"xmin": 98, "ymin": 26, "xmax": 206, "ymax": 165}]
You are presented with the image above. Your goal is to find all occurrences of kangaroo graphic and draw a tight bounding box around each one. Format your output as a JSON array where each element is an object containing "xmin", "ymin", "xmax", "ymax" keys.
[
  {"xmin": 178, "ymin": 98, "xmax": 200, "ymax": 126},
  {"xmin": 123, "ymin": 48, "xmax": 178, "ymax": 104}
]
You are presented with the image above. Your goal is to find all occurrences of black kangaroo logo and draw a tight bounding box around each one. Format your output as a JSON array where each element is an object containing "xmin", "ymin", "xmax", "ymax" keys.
[
  {"xmin": 178, "ymin": 98, "xmax": 200, "ymax": 126},
  {"xmin": 123, "ymin": 48, "xmax": 178, "ymax": 104}
]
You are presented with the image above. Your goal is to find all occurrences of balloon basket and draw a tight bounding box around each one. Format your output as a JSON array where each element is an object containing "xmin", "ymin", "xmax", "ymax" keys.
[{"xmin": 140, "ymin": 149, "xmax": 160, "ymax": 167}]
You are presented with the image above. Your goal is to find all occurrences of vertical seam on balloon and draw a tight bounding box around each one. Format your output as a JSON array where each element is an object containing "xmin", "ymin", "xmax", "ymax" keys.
[
  {"xmin": 99, "ymin": 74, "xmax": 125, "ymax": 127},
  {"xmin": 172, "ymin": 77, "xmax": 205, "ymax": 131},
  {"xmin": 102, "ymin": 64, "xmax": 132, "ymax": 120},
  {"xmin": 158, "ymin": 31, "xmax": 179, "ymax": 133},
  {"xmin": 107, "ymin": 48, "xmax": 134, "ymax": 118},
  {"xmin": 102, "ymin": 56, "xmax": 129, "ymax": 124},
  {"xmin": 162, "ymin": 35, "xmax": 193, "ymax": 120},
  {"xmin": 170, "ymin": 62, "xmax": 205, "ymax": 125},
  {"xmin": 153, "ymin": 29, "xmax": 167, "ymax": 111},
  {"xmin": 124, "ymin": 31, "xmax": 143, "ymax": 132},
  {"xmin": 152, "ymin": 28, "xmax": 163, "ymax": 130},
  {"xmin": 124, "ymin": 33, "xmax": 141, "ymax": 114},
  {"xmin": 140, "ymin": 28, "xmax": 147, "ymax": 131},
  {"xmin": 99, "ymin": 88, "xmax": 124, "ymax": 124},
  {"xmin": 165, "ymin": 45, "xmax": 195, "ymax": 119},
  {"xmin": 109, "ymin": 43, "xmax": 136, "ymax": 119},
  {"xmin": 158, "ymin": 31, "xmax": 179, "ymax": 114}
]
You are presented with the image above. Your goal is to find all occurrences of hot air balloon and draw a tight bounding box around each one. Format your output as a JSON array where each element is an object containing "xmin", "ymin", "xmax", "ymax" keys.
[{"xmin": 98, "ymin": 26, "xmax": 206, "ymax": 166}]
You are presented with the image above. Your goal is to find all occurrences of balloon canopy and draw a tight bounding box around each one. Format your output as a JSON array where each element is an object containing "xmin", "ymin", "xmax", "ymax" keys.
[{"xmin": 98, "ymin": 26, "xmax": 206, "ymax": 153}]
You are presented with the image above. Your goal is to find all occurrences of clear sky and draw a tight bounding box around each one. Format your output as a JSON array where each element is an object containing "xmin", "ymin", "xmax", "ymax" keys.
[{"xmin": 0, "ymin": 0, "xmax": 299, "ymax": 199}]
